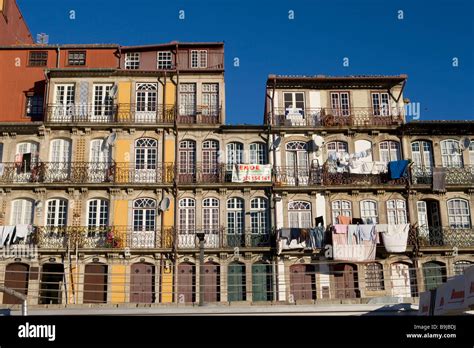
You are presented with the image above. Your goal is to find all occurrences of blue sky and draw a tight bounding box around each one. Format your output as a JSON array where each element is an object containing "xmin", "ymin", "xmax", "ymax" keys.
[{"xmin": 18, "ymin": 0, "xmax": 474, "ymax": 124}]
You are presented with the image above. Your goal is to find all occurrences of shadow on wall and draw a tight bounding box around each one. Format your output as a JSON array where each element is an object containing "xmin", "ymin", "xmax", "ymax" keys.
[{"xmin": 361, "ymin": 303, "xmax": 417, "ymax": 316}]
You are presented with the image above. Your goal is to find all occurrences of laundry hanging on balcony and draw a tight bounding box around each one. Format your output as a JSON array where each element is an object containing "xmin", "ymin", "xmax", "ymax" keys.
[
  {"xmin": 388, "ymin": 160, "xmax": 409, "ymax": 179},
  {"xmin": 331, "ymin": 224, "xmax": 377, "ymax": 262},
  {"xmin": 376, "ymin": 224, "xmax": 410, "ymax": 252},
  {"xmin": 277, "ymin": 227, "xmax": 326, "ymax": 252},
  {"xmin": 0, "ymin": 225, "xmax": 33, "ymax": 248}
]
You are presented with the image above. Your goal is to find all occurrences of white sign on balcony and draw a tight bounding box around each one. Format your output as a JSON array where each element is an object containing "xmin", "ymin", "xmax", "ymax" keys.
[{"xmin": 232, "ymin": 164, "xmax": 272, "ymax": 183}]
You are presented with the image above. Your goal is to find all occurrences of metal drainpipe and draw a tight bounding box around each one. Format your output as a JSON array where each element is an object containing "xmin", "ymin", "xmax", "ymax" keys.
[
  {"xmin": 56, "ymin": 47, "xmax": 60, "ymax": 68},
  {"xmin": 173, "ymin": 43, "xmax": 180, "ymax": 303},
  {"xmin": 22, "ymin": 300, "xmax": 28, "ymax": 316},
  {"xmin": 43, "ymin": 70, "xmax": 50, "ymax": 122}
]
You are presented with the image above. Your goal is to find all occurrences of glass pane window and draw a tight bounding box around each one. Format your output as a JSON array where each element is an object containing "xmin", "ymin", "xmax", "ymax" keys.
[
  {"xmin": 157, "ymin": 51, "xmax": 173, "ymax": 69},
  {"xmin": 67, "ymin": 51, "xmax": 86, "ymax": 66},
  {"xmin": 11, "ymin": 199, "xmax": 34, "ymax": 225},
  {"xmin": 28, "ymin": 51, "xmax": 48, "ymax": 66},
  {"xmin": 250, "ymin": 198, "xmax": 268, "ymax": 234},
  {"xmin": 227, "ymin": 198, "xmax": 244, "ymax": 234},
  {"xmin": 125, "ymin": 52, "xmax": 140, "ymax": 69},
  {"xmin": 331, "ymin": 200, "xmax": 352, "ymax": 224},
  {"xmin": 360, "ymin": 200, "xmax": 378, "ymax": 224},
  {"xmin": 87, "ymin": 199, "xmax": 109, "ymax": 228},
  {"xmin": 441, "ymin": 140, "xmax": 463, "ymax": 168},
  {"xmin": 191, "ymin": 50, "xmax": 208, "ymax": 68},
  {"xmin": 447, "ymin": 199, "xmax": 471, "ymax": 229},
  {"xmin": 387, "ymin": 199, "xmax": 407, "ymax": 224},
  {"xmin": 249, "ymin": 143, "xmax": 266, "ymax": 164},
  {"xmin": 46, "ymin": 199, "xmax": 68, "ymax": 227},
  {"xmin": 379, "ymin": 141, "xmax": 401, "ymax": 163},
  {"xmin": 365, "ymin": 263, "xmax": 385, "ymax": 291}
]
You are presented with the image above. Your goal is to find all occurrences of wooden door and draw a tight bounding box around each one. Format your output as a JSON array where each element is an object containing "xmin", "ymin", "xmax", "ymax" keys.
[
  {"xmin": 290, "ymin": 264, "xmax": 314, "ymax": 301},
  {"xmin": 130, "ymin": 263, "xmax": 154, "ymax": 303},
  {"xmin": 83, "ymin": 264, "xmax": 107, "ymax": 304},
  {"xmin": 228, "ymin": 263, "xmax": 246, "ymax": 302},
  {"xmin": 3, "ymin": 263, "xmax": 29, "ymax": 304},
  {"xmin": 334, "ymin": 264, "xmax": 358, "ymax": 299},
  {"xmin": 423, "ymin": 262, "xmax": 445, "ymax": 291},
  {"xmin": 252, "ymin": 264, "xmax": 273, "ymax": 302},
  {"xmin": 177, "ymin": 263, "xmax": 195, "ymax": 303},
  {"xmin": 202, "ymin": 262, "xmax": 219, "ymax": 302}
]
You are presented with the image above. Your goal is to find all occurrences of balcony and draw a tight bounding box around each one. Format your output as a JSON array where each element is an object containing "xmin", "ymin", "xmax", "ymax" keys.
[
  {"xmin": 0, "ymin": 162, "xmax": 174, "ymax": 185},
  {"xmin": 274, "ymin": 166, "xmax": 321, "ymax": 186},
  {"xmin": 32, "ymin": 226, "xmax": 174, "ymax": 249},
  {"xmin": 411, "ymin": 165, "xmax": 474, "ymax": 186},
  {"xmin": 176, "ymin": 105, "xmax": 221, "ymax": 124},
  {"xmin": 175, "ymin": 227, "xmax": 273, "ymax": 249},
  {"xmin": 415, "ymin": 226, "xmax": 474, "ymax": 248},
  {"xmin": 268, "ymin": 107, "xmax": 404, "ymax": 127},
  {"xmin": 46, "ymin": 103, "xmax": 176, "ymax": 124}
]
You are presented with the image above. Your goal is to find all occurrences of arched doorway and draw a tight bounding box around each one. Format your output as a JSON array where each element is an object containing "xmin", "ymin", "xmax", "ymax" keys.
[
  {"xmin": 83, "ymin": 263, "xmax": 108, "ymax": 304},
  {"xmin": 130, "ymin": 263, "xmax": 155, "ymax": 303},
  {"xmin": 202, "ymin": 262, "xmax": 220, "ymax": 302},
  {"xmin": 333, "ymin": 263, "xmax": 359, "ymax": 299},
  {"xmin": 228, "ymin": 262, "xmax": 246, "ymax": 302},
  {"xmin": 39, "ymin": 263, "xmax": 64, "ymax": 305},
  {"xmin": 290, "ymin": 264, "xmax": 316, "ymax": 301},
  {"xmin": 423, "ymin": 261, "xmax": 446, "ymax": 291},
  {"xmin": 252, "ymin": 263, "xmax": 273, "ymax": 302},
  {"xmin": 3, "ymin": 263, "xmax": 29, "ymax": 304},
  {"xmin": 177, "ymin": 263, "xmax": 195, "ymax": 303}
]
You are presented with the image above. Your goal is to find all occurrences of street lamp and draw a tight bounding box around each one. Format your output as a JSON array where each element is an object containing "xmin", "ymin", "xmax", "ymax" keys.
[{"xmin": 196, "ymin": 231, "xmax": 205, "ymax": 306}]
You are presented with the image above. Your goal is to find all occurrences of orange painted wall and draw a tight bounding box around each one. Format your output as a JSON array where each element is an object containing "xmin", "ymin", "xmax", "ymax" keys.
[
  {"xmin": 0, "ymin": 0, "xmax": 33, "ymax": 45},
  {"xmin": 0, "ymin": 47, "xmax": 118, "ymax": 122}
]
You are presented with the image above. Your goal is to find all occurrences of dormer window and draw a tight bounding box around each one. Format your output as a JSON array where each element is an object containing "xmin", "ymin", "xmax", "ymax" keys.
[
  {"xmin": 191, "ymin": 50, "xmax": 207, "ymax": 68},
  {"xmin": 125, "ymin": 52, "xmax": 140, "ymax": 69},
  {"xmin": 157, "ymin": 51, "xmax": 173, "ymax": 69}
]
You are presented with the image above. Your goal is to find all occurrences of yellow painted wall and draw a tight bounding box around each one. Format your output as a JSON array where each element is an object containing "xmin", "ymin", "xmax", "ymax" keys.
[
  {"xmin": 110, "ymin": 265, "xmax": 126, "ymax": 303},
  {"xmin": 118, "ymin": 81, "xmax": 131, "ymax": 122},
  {"xmin": 67, "ymin": 265, "xmax": 79, "ymax": 304},
  {"xmin": 165, "ymin": 81, "xmax": 176, "ymax": 105},
  {"xmin": 113, "ymin": 200, "xmax": 128, "ymax": 226},
  {"xmin": 161, "ymin": 266, "xmax": 173, "ymax": 303},
  {"xmin": 163, "ymin": 199, "xmax": 174, "ymax": 228},
  {"xmin": 115, "ymin": 139, "xmax": 131, "ymax": 183}
]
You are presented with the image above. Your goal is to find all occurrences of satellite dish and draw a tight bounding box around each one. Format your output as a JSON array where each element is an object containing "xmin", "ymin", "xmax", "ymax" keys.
[
  {"xmin": 159, "ymin": 197, "xmax": 171, "ymax": 212},
  {"xmin": 106, "ymin": 132, "xmax": 117, "ymax": 146},
  {"xmin": 272, "ymin": 136, "xmax": 281, "ymax": 150},
  {"xmin": 459, "ymin": 137, "xmax": 471, "ymax": 150},
  {"xmin": 109, "ymin": 85, "xmax": 118, "ymax": 98}
]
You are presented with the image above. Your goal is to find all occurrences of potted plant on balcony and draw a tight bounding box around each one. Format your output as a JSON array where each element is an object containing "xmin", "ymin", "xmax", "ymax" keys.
[{"xmin": 104, "ymin": 228, "xmax": 122, "ymax": 248}]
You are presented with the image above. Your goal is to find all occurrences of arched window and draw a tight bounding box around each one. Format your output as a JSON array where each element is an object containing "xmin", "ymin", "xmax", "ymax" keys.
[
  {"xmin": 16, "ymin": 141, "xmax": 40, "ymax": 167},
  {"xmin": 387, "ymin": 199, "xmax": 407, "ymax": 224},
  {"xmin": 441, "ymin": 139, "xmax": 463, "ymax": 168},
  {"xmin": 360, "ymin": 200, "xmax": 378, "ymax": 224},
  {"xmin": 135, "ymin": 83, "xmax": 157, "ymax": 118},
  {"xmin": 178, "ymin": 198, "xmax": 195, "ymax": 234},
  {"xmin": 11, "ymin": 199, "xmax": 34, "ymax": 225},
  {"xmin": 379, "ymin": 141, "xmax": 400, "ymax": 163},
  {"xmin": 202, "ymin": 140, "xmax": 219, "ymax": 175},
  {"xmin": 50, "ymin": 139, "xmax": 71, "ymax": 163},
  {"xmin": 135, "ymin": 138, "xmax": 157, "ymax": 170},
  {"xmin": 90, "ymin": 138, "xmax": 111, "ymax": 163},
  {"xmin": 411, "ymin": 140, "xmax": 433, "ymax": 168},
  {"xmin": 331, "ymin": 200, "xmax": 352, "ymax": 224},
  {"xmin": 132, "ymin": 198, "xmax": 156, "ymax": 231},
  {"xmin": 227, "ymin": 198, "xmax": 244, "ymax": 234},
  {"xmin": 365, "ymin": 263, "xmax": 384, "ymax": 291},
  {"xmin": 288, "ymin": 201, "xmax": 311, "ymax": 228},
  {"xmin": 203, "ymin": 198, "xmax": 219, "ymax": 233},
  {"xmin": 226, "ymin": 142, "xmax": 244, "ymax": 166},
  {"xmin": 250, "ymin": 197, "xmax": 268, "ymax": 234},
  {"xmin": 454, "ymin": 261, "xmax": 472, "ymax": 276},
  {"xmin": 87, "ymin": 199, "xmax": 109, "ymax": 228},
  {"xmin": 250, "ymin": 142, "xmax": 267, "ymax": 164},
  {"xmin": 46, "ymin": 198, "xmax": 68, "ymax": 227},
  {"xmin": 326, "ymin": 141, "xmax": 348, "ymax": 160},
  {"xmin": 447, "ymin": 199, "xmax": 471, "ymax": 229},
  {"xmin": 178, "ymin": 140, "xmax": 196, "ymax": 175}
]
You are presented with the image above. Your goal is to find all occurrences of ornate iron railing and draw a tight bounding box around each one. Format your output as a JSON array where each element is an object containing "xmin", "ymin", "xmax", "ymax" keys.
[
  {"xmin": 32, "ymin": 226, "xmax": 174, "ymax": 249},
  {"xmin": 410, "ymin": 165, "xmax": 474, "ymax": 186},
  {"xmin": 416, "ymin": 226, "xmax": 474, "ymax": 248},
  {"xmin": 274, "ymin": 166, "xmax": 322, "ymax": 186},
  {"xmin": 46, "ymin": 103, "xmax": 176, "ymax": 124},
  {"xmin": 268, "ymin": 107, "xmax": 404, "ymax": 127},
  {"xmin": 176, "ymin": 105, "xmax": 221, "ymax": 124},
  {"xmin": 0, "ymin": 162, "xmax": 175, "ymax": 184},
  {"xmin": 175, "ymin": 227, "xmax": 272, "ymax": 249}
]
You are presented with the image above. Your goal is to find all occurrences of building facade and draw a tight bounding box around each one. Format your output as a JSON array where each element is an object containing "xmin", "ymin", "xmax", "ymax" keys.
[{"xmin": 0, "ymin": 38, "xmax": 473, "ymax": 305}]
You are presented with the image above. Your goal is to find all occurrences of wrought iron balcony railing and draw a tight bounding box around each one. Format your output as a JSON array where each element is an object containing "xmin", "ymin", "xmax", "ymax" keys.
[
  {"xmin": 415, "ymin": 226, "xmax": 474, "ymax": 248},
  {"xmin": 268, "ymin": 107, "xmax": 404, "ymax": 127},
  {"xmin": 46, "ymin": 103, "xmax": 176, "ymax": 124},
  {"xmin": 176, "ymin": 105, "xmax": 221, "ymax": 124},
  {"xmin": 32, "ymin": 226, "xmax": 174, "ymax": 249},
  {"xmin": 0, "ymin": 162, "xmax": 175, "ymax": 185},
  {"xmin": 274, "ymin": 166, "xmax": 322, "ymax": 186},
  {"xmin": 175, "ymin": 227, "xmax": 273, "ymax": 249},
  {"xmin": 410, "ymin": 165, "xmax": 474, "ymax": 186}
]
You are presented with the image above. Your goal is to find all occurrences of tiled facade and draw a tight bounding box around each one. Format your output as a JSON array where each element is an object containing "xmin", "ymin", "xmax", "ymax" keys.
[{"xmin": 0, "ymin": 38, "xmax": 473, "ymax": 306}]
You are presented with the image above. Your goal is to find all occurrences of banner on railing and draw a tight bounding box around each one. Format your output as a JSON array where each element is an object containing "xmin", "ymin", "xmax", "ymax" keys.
[{"xmin": 232, "ymin": 164, "xmax": 272, "ymax": 183}]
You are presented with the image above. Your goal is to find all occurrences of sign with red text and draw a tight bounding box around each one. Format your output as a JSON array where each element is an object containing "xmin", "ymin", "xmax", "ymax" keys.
[{"xmin": 232, "ymin": 164, "xmax": 272, "ymax": 183}]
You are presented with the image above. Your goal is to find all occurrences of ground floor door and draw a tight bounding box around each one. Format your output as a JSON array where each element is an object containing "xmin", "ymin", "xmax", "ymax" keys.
[
  {"xmin": 228, "ymin": 263, "xmax": 246, "ymax": 301},
  {"xmin": 83, "ymin": 264, "xmax": 108, "ymax": 304},
  {"xmin": 3, "ymin": 263, "xmax": 29, "ymax": 304},
  {"xmin": 177, "ymin": 263, "xmax": 195, "ymax": 303},
  {"xmin": 39, "ymin": 264, "xmax": 64, "ymax": 305},
  {"xmin": 130, "ymin": 263, "xmax": 155, "ymax": 303},
  {"xmin": 290, "ymin": 264, "xmax": 315, "ymax": 301},
  {"xmin": 333, "ymin": 263, "xmax": 358, "ymax": 299},
  {"xmin": 252, "ymin": 263, "xmax": 273, "ymax": 301}
]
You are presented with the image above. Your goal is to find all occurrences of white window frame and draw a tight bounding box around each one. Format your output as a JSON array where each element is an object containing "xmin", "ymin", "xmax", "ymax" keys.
[
  {"xmin": 157, "ymin": 51, "xmax": 173, "ymax": 70},
  {"xmin": 249, "ymin": 142, "xmax": 266, "ymax": 164},
  {"xmin": 87, "ymin": 198, "xmax": 109, "ymax": 228},
  {"xmin": 45, "ymin": 198, "xmax": 68, "ymax": 227},
  {"xmin": 288, "ymin": 201, "xmax": 312, "ymax": 228},
  {"xmin": 132, "ymin": 198, "xmax": 156, "ymax": 232},
  {"xmin": 330, "ymin": 92, "xmax": 350, "ymax": 116},
  {"xmin": 203, "ymin": 198, "xmax": 219, "ymax": 233},
  {"xmin": 226, "ymin": 142, "xmax": 244, "ymax": 166},
  {"xmin": 331, "ymin": 200, "xmax": 352, "ymax": 224},
  {"xmin": 441, "ymin": 139, "xmax": 463, "ymax": 168},
  {"xmin": 387, "ymin": 199, "xmax": 407, "ymax": 225},
  {"xmin": 11, "ymin": 198, "xmax": 34, "ymax": 225},
  {"xmin": 371, "ymin": 92, "xmax": 391, "ymax": 116},
  {"xmin": 179, "ymin": 198, "xmax": 195, "ymax": 234},
  {"xmin": 360, "ymin": 200, "xmax": 378, "ymax": 224},
  {"xmin": 125, "ymin": 52, "xmax": 140, "ymax": 70},
  {"xmin": 191, "ymin": 50, "xmax": 208, "ymax": 68},
  {"xmin": 447, "ymin": 199, "xmax": 471, "ymax": 229},
  {"xmin": 411, "ymin": 140, "xmax": 433, "ymax": 168},
  {"xmin": 227, "ymin": 197, "xmax": 244, "ymax": 234},
  {"xmin": 379, "ymin": 141, "xmax": 401, "ymax": 163},
  {"xmin": 250, "ymin": 197, "xmax": 268, "ymax": 234}
]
